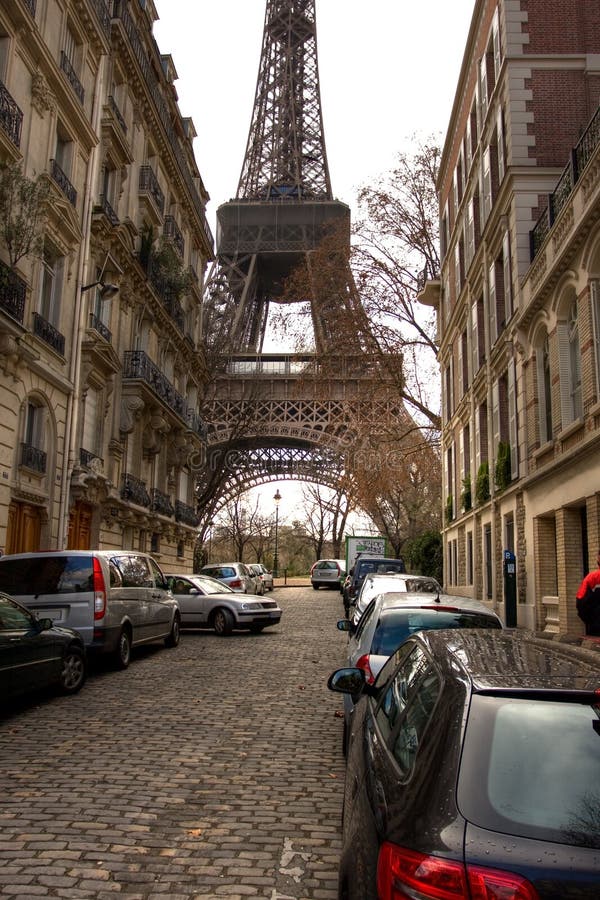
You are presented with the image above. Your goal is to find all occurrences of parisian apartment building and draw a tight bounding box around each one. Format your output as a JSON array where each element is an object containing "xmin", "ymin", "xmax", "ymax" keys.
[
  {"xmin": 420, "ymin": 0, "xmax": 600, "ymax": 635},
  {"xmin": 0, "ymin": 0, "xmax": 214, "ymax": 570}
]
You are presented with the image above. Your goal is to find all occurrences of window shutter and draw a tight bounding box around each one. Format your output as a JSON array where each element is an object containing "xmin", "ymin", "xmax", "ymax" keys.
[
  {"xmin": 503, "ymin": 230, "xmax": 512, "ymax": 321},
  {"xmin": 482, "ymin": 148, "xmax": 492, "ymax": 220},
  {"xmin": 535, "ymin": 349, "xmax": 547, "ymax": 444},
  {"xmin": 488, "ymin": 261, "xmax": 497, "ymax": 345},
  {"xmin": 497, "ymin": 106, "xmax": 505, "ymax": 182},
  {"xmin": 492, "ymin": 380, "xmax": 500, "ymax": 460},
  {"xmin": 459, "ymin": 429, "xmax": 464, "ymax": 484},
  {"xmin": 591, "ymin": 280, "xmax": 600, "ymax": 398},
  {"xmin": 557, "ymin": 322, "xmax": 572, "ymax": 427},
  {"xmin": 471, "ymin": 301, "xmax": 479, "ymax": 374},
  {"xmin": 508, "ymin": 359, "xmax": 518, "ymax": 479},
  {"xmin": 458, "ymin": 336, "xmax": 464, "ymax": 398},
  {"xmin": 492, "ymin": 9, "xmax": 501, "ymax": 78},
  {"xmin": 475, "ymin": 406, "xmax": 481, "ymax": 469},
  {"xmin": 479, "ymin": 56, "xmax": 488, "ymax": 121}
]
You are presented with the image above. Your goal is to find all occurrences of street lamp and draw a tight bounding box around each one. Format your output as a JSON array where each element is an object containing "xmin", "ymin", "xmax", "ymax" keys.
[
  {"xmin": 273, "ymin": 489, "xmax": 282, "ymax": 578},
  {"xmin": 207, "ymin": 520, "xmax": 214, "ymax": 563}
]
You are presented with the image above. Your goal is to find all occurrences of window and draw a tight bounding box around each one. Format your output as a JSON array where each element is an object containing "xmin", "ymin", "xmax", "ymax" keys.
[
  {"xmin": 113, "ymin": 555, "xmax": 152, "ymax": 588},
  {"xmin": 557, "ymin": 299, "xmax": 582, "ymax": 426},
  {"xmin": 536, "ymin": 334, "xmax": 553, "ymax": 444},
  {"xmin": 458, "ymin": 329, "xmax": 469, "ymax": 396},
  {"xmin": 444, "ymin": 357, "xmax": 454, "ymax": 422},
  {"xmin": 484, "ymin": 523, "xmax": 493, "ymax": 599},
  {"xmin": 466, "ymin": 532, "xmax": 473, "ymax": 585},
  {"xmin": 81, "ymin": 388, "xmax": 102, "ymax": 458},
  {"xmin": 592, "ymin": 281, "xmax": 600, "ymax": 399},
  {"xmin": 39, "ymin": 245, "xmax": 63, "ymax": 326},
  {"xmin": 471, "ymin": 296, "xmax": 485, "ymax": 374}
]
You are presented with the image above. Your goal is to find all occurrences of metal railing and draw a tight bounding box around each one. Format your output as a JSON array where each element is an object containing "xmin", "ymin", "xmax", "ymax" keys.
[
  {"xmin": 112, "ymin": 0, "xmax": 214, "ymax": 252},
  {"xmin": 530, "ymin": 104, "xmax": 600, "ymax": 259},
  {"xmin": 94, "ymin": 194, "xmax": 119, "ymax": 226},
  {"xmin": 32, "ymin": 312, "xmax": 65, "ymax": 355},
  {"xmin": 121, "ymin": 472, "xmax": 150, "ymax": 507},
  {"xmin": 0, "ymin": 80, "xmax": 23, "ymax": 148},
  {"xmin": 0, "ymin": 261, "xmax": 26, "ymax": 323},
  {"xmin": 107, "ymin": 94, "xmax": 127, "ymax": 134},
  {"xmin": 79, "ymin": 448, "xmax": 104, "ymax": 468},
  {"xmin": 20, "ymin": 442, "xmax": 46, "ymax": 473},
  {"xmin": 60, "ymin": 51, "xmax": 84, "ymax": 104},
  {"xmin": 175, "ymin": 499, "xmax": 200, "ymax": 527},
  {"xmin": 164, "ymin": 216, "xmax": 185, "ymax": 258},
  {"xmin": 88, "ymin": 311, "xmax": 112, "ymax": 342},
  {"xmin": 123, "ymin": 350, "xmax": 187, "ymax": 419},
  {"xmin": 23, "ymin": 0, "xmax": 37, "ymax": 15},
  {"xmin": 139, "ymin": 165, "xmax": 165, "ymax": 216},
  {"xmin": 150, "ymin": 488, "xmax": 175, "ymax": 517},
  {"xmin": 50, "ymin": 158, "xmax": 77, "ymax": 206}
]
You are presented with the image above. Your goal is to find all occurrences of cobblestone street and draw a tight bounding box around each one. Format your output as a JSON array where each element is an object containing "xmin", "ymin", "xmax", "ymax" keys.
[{"xmin": 0, "ymin": 586, "xmax": 349, "ymax": 899}]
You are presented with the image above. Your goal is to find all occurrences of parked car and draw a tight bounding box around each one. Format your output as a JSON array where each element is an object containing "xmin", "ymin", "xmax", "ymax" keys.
[
  {"xmin": 328, "ymin": 629, "xmax": 600, "ymax": 900},
  {"xmin": 0, "ymin": 591, "xmax": 86, "ymax": 701},
  {"xmin": 255, "ymin": 564, "xmax": 274, "ymax": 592},
  {"xmin": 0, "ymin": 550, "xmax": 180, "ymax": 669},
  {"xmin": 344, "ymin": 555, "xmax": 405, "ymax": 607},
  {"xmin": 310, "ymin": 559, "xmax": 346, "ymax": 590},
  {"xmin": 335, "ymin": 591, "xmax": 503, "ymax": 753},
  {"xmin": 352, "ymin": 573, "xmax": 442, "ymax": 626},
  {"xmin": 248, "ymin": 563, "xmax": 266, "ymax": 595},
  {"xmin": 200, "ymin": 562, "xmax": 257, "ymax": 594},
  {"xmin": 166, "ymin": 573, "xmax": 282, "ymax": 635}
]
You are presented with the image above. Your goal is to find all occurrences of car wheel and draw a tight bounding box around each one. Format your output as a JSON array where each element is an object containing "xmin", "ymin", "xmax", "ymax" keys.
[
  {"xmin": 59, "ymin": 646, "xmax": 86, "ymax": 694},
  {"xmin": 312, "ymin": 583, "xmax": 319, "ymax": 590},
  {"xmin": 212, "ymin": 608, "xmax": 234, "ymax": 636},
  {"xmin": 165, "ymin": 613, "xmax": 180, "ymax": 647},
  {"xmin": 115, "ymin": 627, "xmax": 132, "ymax": 669}
]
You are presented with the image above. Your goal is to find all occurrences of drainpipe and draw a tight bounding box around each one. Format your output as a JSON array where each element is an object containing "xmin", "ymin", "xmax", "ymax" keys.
[{"xmin": 57, "ymin": 53, "xmax": 107, "ymax": 548}]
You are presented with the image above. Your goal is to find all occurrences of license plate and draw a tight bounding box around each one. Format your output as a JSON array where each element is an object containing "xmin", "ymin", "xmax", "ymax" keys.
[{"xmin": 32, "ymin": 608, "xmax": 66, "ymax": 623}]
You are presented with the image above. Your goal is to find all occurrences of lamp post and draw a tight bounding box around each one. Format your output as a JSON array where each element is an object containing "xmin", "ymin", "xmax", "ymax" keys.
[
  {"xmin": 207, "ymin": 520, "xmax": 214, "ymax": 563},
  {"xmin": 273, "ymin": 489, "xmax": 281, "ymax": 578}
]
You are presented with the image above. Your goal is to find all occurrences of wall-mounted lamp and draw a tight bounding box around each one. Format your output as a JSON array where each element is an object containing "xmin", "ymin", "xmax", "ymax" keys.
[{"xmin": 81, "ymin": 280, "xmax": 119, "ymax": 300}]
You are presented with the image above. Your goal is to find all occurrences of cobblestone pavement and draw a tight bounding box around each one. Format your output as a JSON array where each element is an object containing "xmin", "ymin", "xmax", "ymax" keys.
[{"xmin": 0, "ymin": 586, "xmax": 349, "ymax": 900}]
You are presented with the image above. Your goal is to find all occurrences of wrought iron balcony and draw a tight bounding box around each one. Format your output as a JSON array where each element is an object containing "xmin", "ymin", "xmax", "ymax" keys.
[
  {"xmin": 90, "ymin": 0, "xmax": 111, "ymax": 40},
  {"xmin": 79, "ymin": 448, "xmax": 104, "ymax": 468},
  {"xmin": 50, "ymin": 159, "xmax": 77, "ymax": 206},
  {"xmin": 20, "ymin": 442, "xmax": 46, "ymax": 473},
  {"xmin": 0, "ymin": 261, "xmax": 26, "ymax": 323},
  {"xmin": 94, "ymin": 194, "xmax": 119, "ymax": 226},
  {"xmin": 150, "ymin": 488, "xmax": 175, "ymax": 517},
  {"xmin": 60, "ymin": 51, "xmax": 84, "ymax": 104},
  {"xmin": 175, "ymin": 499, "xmax": 200, "ymax": 527},
  {"xmin": 112, "ymin": 0, "xmax": 214, "ymax": 253},
  {"xmin": 530, "ymin": 104, "xmax": 600, "ymax": 260},
  {"xmin": 123, "ymin": 350, "xmax": 187, "ymax": 420},
  {"xmin": 107, "ymin": 94, "xmax": 127, "ymax": 134},
  {"xmin": 32, "ymin": 312, "xmax": 65, "ymax": 355},
  {"xmin": 88, "ymin": 311, "xmax": 112, "ymax": 342},
  {"xmin": 23, "ymin": 0, "xmax": 37, "ymax": 15},
  {"xmin": 0, "ymin": 80, "xmax": 23, "ymax": 148},
  {"xmin": 121, "ymin": 472, "xmax": 151, "ymax": 507},
  {"xmin": 185, "ymin": 408, "xmax": 208, "ymax": 441},
  {"xmin": 139, "ymin": 166, "xmax": 165, "ymax": 216},
  {"xmin": 164, "ymin": 216, "xmax": 185, "ymax": 258}
]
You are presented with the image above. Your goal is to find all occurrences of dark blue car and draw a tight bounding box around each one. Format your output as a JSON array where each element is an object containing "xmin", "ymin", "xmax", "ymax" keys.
[{"xmin": 328, "ymin": 629, "xmax": 600, "ymax": 899}]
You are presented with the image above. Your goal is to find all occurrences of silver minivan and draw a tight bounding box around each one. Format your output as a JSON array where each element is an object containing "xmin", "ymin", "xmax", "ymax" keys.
[{"xmin": 0, "ymin": 550, "xmax": 180, "ymax": 668}]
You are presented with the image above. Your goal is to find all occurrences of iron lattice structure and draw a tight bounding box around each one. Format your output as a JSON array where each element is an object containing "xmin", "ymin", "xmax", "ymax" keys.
[{"xmin": 197, "ymin": 1, "xmax": 415, "ymax": 526}]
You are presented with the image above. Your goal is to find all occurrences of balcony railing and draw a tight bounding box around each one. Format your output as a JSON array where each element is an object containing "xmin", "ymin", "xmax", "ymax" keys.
[
  {"xmin": 0, "ymin": 80, "xmax": 23, "ymax": 148},
  {"xmin": 0, "ymin": 261, "xmax": 26, "ymax": 323},
  {"xmin": 90, "ymin": 0, "xmax": 111, "ymax": 40},
  {"xmin": 123, "ymin": 350, "xmax": 187, "ymax": 419},
  {"xmin": 530, "ymin": 104, "xmax": 600, "ymax": 259},
  {"xmin": 107, "ymin": 94, "xmax": 127, "ymax": 134},
  {"xmin": 185, "ymin": 408, "xmax": 208, "ymax": 441},
  {"xmin": 150, "ymin": 488, "xmax": 175, "ymax": 517},
  {"xmin": 79, "ymin": 448, "xmax": 103, "ymax": 468},
  {"xmin": 20, "ymin": 442, "xmax": 46, "ymax": 473},
  {"xmin": 175, "ymin": 499, "xmax": 200, "ymax": 527},
  {"xmin": 112, "ymin": 0, "xmax": 214, "ymax": 253},
  {"xmin": 60, "ymin": 51, "xmax": 84, "ymax": 104},
  {"xmin": 32, "ymin": 312, "xmax": 65, "ymax": 355},
  {"xmin": 50, "ymin": 159, "xmax": 77, "ymax": 206},
  {"xmin": 94, "ymin": 194, "xmax": 119, "ymax": 226},
  {"xmin": 164, "ymin": 216, "xmax": 185, "ymax": 258},
  {"xmin": 121, "ymin": 472, "xmax": 150, "ymax": 507},
  {"xmin": 23, "ymin": 0, "xmax": 37, "ymax": 15},
  {"xmin": 139, "ymin": 166, "xmax": 165, "ymax": 216},
  {"xmin": 88, "ymin": 311, "xmax": 112, "ymax": 342}
]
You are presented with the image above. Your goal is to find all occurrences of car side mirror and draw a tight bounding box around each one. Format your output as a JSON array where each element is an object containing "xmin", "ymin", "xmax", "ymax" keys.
[
  {"xmin": 336, "ymin": 619, "xmax": 352, "ymax": 632},
  {"xmin": 37, "ymin": 617, "xmax": 53, "ymax": 631},
  {"xmin": 327, "ymin": 667, "xmax": 368, "ymax": 696}
]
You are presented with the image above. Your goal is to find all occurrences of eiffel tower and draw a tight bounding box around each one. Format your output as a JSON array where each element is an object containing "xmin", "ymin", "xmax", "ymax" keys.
[{"xmin": 198, "ymin": 0, "xmax": 409, "ymax": 522}]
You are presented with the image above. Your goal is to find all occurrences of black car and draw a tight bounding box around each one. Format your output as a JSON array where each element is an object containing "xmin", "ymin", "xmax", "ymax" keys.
[
  {"xmin": 328, "ymin": 629, "xmax": 600, "ymax": 899},
  {"xmin": 0, "ymin": 591, "xmax": 86, "ymax": 701}
]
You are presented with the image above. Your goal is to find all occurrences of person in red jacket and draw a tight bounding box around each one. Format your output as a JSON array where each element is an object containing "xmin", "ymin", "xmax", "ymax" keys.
[{"xmin": 575, "ymin": 550, "xmax": 600, "ymax": 635}]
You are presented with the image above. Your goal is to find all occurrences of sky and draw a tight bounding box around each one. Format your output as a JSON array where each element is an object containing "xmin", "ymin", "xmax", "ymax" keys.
[{"xmin": 152, "ymin": 0, "xmax": 476, "ymax": 530}]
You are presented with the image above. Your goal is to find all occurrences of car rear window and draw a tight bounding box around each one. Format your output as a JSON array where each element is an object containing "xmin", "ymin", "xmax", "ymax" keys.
[
  {"xmin": 216, "ymin": 567, "xmax": 236, "ymax": 578},
  {"xmin": 371, "ymin": 609, "xmax": 502, "ymax": 657},
  {"xmin": 458, "ymin": 694, "xmax": 600, "ymax": 848},
  {"xmin": 0, "ymin": 556, "xmax": 94, "ymax": 595}
]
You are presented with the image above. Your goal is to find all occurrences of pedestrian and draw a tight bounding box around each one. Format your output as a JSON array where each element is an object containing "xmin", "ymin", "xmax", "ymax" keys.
[{"xmin": 575, "ymin": 550, "xmax": 600, "ymax": 636}]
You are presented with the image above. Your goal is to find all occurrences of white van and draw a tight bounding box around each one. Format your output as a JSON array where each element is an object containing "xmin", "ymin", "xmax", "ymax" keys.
[{"xmin": 0, "ymin": 550, "xmax": 180, "ymax": 668}]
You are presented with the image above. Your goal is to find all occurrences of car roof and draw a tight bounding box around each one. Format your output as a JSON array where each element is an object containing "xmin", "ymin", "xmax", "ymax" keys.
[
  {"xmin": 378, "ymin": 591, "xmax": 499, "ymax": 618},
  {"xmin": 415, "ymin": 629, "xmax": 600, "ymax": 691}
]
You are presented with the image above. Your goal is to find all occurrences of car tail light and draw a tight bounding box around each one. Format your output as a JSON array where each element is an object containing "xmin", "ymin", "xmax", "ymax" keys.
[
  {"xmin": 93, "ymin": 556, "xmax": 107, "ymax": 621},
  {"xmin": 229, "ymin": 578, "xmax": 243, "ymax": 589},
  {"xmin": 355, "ymin": 653, "xmax": 375, "ymax": 685},
  {"xmin": 377, "ymin": 844, "xmax": 539, "ymax": 900}
]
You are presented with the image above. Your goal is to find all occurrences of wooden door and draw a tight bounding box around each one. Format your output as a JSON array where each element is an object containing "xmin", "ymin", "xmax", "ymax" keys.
[
  {"xmin": 68, "ymin": 502, "xmax": 93, "ymax": 550},
  {"xmin": 5, "ymin": 502, "xmax": 42, "ymax": 554}
]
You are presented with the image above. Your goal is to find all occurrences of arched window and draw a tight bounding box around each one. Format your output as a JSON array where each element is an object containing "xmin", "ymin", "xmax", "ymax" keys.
[{"xmin": 21, "ymin": 399, "xmax": 47, "ymax": 473}]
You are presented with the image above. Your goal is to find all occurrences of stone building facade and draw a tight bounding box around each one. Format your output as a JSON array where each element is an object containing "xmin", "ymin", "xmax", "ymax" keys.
[
  {"xmin": 420, "ymin": 0, "xmax": 600, "ymax": 633},
  {"xmin": 0, "ymin": 0, "xmax": 213, "ymax": 571}
]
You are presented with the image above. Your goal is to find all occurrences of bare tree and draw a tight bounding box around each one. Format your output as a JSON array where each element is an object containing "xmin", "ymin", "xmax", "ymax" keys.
[
  {"xmin": 0, "ymin": 161, "xmax": 49, "ymax": 270},
  {"xmin": 301, "ymin": 482, "xmax": 354, "ymax": 559}
]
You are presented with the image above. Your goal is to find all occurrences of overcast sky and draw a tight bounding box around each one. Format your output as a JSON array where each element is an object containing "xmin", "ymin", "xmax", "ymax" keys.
[
  {"xmin": 154, "ymin": 0, "xmax": 475, "ymax": 233},
  {"xmin": 152, "ymin": 0, "xmax": 475, "ymax": 527}
]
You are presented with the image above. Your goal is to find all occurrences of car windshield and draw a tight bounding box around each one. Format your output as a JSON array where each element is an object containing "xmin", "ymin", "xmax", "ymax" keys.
[
  {"xmin": 370, "ymin": 608, "xmax": 502, "ymax": 656},
  {"xmin": 459, "ymin": 694, "xmax": 600, "ymax": 849}
]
